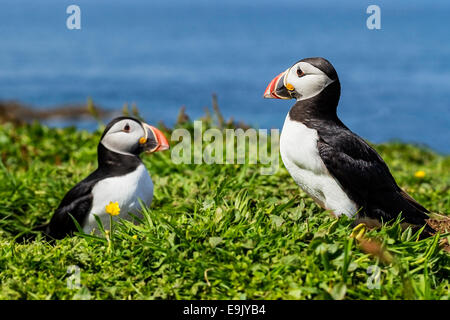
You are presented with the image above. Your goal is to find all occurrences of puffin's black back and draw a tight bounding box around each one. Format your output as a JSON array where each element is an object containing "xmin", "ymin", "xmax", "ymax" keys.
[{"xmin": 314, "ymin": 120, "xmax": 431, "ymax": 229}]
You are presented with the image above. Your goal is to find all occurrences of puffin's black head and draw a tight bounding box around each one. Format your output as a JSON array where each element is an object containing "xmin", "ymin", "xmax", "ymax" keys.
[
  {"xmin": 100, "ymin": 116, "xmax": 169, "ymax": 156},
  {"xmin": 263, "ymin": 57, "xmax": 340, "ymax": 107}
]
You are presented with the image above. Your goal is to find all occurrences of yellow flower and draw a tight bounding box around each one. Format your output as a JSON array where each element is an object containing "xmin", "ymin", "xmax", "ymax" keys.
[
  {"xmin": 105, "ymin": 201, "xmax": 120, "ymax": 216},
  {"xmin": 414, "ymin": 170, "xmax": 426, "ymax": 179},
  {"xmin": 132, "ymin": 235, "xmax": 138, "ymax": 240}
]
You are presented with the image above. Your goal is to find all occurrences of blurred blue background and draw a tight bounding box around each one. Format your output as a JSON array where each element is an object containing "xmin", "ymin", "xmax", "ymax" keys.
[{"xmin": 0, "ymin": 0, "xmax": 449, "ymax": 152}]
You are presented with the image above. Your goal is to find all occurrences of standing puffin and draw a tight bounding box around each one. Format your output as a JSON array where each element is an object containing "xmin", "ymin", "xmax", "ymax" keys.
[
  {"xmin": 44, "ymin": 116, "xmax": 169, "ymax": 239},
  {"xmin": 264, "ymin": 57, "xmax": 433, "ymax": 234}
]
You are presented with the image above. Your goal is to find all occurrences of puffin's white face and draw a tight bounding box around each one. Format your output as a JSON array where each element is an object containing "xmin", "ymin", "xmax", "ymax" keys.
[
  {"xmin": 101, "ymin": 117, "xmax": 169, "ymax": 156},
  {"xmin": 101, "ymin": 119, "xmax": 145, "ymax": 155},
  {"xmin": 264, "ymin": 61, "xmax": 335, "ymax": 101}
]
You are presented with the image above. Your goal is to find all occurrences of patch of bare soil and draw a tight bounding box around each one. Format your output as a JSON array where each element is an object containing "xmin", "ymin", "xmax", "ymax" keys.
[{"xmin": 427, "ymin": 214, "xmax": 450, "ymax": 252}]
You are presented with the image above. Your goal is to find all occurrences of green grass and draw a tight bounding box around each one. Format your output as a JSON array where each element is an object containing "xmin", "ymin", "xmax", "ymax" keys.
[{"xmin": 0, "ymin": 119, "xmax": 449, "ymax": 300}]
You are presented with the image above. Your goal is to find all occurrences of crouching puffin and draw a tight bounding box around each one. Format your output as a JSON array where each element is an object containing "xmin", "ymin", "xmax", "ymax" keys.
[
  {"xmin": 264, "ymin": 57, "xmax": 434, "ymax": 235},
  {"xmin": 44, "ymin": 117, "xmax": 169, "ymax": 239}
]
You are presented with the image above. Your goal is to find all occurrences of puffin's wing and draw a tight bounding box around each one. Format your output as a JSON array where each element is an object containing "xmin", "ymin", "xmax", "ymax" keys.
[
  {"xmin": 317, "ymin": 133, "xmax": 429, "ymax": 225},
  {"xmin": 398, "ymin": 188, "xmax": 429, "ymax": 213},
  {"xmin": 46, "ymin": 176, "xmax": 98, "ymax": 239}
]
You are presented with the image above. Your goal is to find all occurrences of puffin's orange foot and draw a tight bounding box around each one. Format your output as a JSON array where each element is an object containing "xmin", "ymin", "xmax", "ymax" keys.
[{"xmin": 350, "ymin": 223, "xmax": 366, "ymax": 241}]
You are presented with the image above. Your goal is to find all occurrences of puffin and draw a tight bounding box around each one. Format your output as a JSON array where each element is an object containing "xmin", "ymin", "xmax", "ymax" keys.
[
  {"xmin": 264, "ymin": 57, "xmax": 434, "ymax": 235},
  {"xmin": 44, "ymin": 116, "xmax": 169, "ymax": 239}
]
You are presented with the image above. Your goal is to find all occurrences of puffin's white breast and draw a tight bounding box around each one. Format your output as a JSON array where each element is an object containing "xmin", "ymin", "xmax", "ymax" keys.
[
  {"xmin": 84, "ymin": 163, "xmax": 154, "ymax": 233},
  {"xmin": 280, "ymin": 114, "xmax": 358, "ymax": 217}
]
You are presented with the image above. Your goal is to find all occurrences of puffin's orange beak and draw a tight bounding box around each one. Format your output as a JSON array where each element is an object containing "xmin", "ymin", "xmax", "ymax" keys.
[
  {"xmin": 263, "ymin": 69, "xmax": 291, "ymax": 99},
  {"xmin": 141, "ymin": 123, "xmax": 170, "ymax": 153}
]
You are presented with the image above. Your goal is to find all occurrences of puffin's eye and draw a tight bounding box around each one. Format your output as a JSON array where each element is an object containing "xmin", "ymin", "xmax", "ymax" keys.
[
  {"xmin": 123, "ymin": 124, "xmax": 130, "ymax": 132},
  {"xmin": 297, "ymin": 68, "xmax": 305, "ymax": 77}
]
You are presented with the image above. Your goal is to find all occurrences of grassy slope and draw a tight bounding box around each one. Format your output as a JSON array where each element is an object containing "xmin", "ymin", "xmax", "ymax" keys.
[{"xmin": 0, "ymin": 121, "xmax": 449, "ymax": 300}]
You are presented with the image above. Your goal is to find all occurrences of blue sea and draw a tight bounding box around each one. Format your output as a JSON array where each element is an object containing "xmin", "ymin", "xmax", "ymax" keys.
[{"xmin": 0, "ymin": 0, "xmax": 449, "ymax": 153}]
